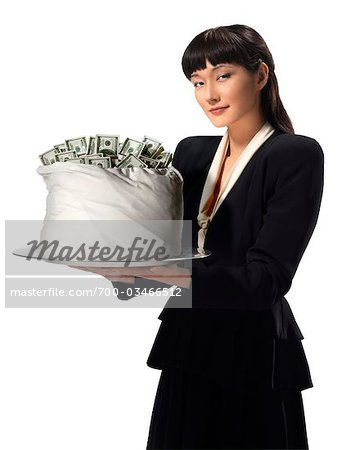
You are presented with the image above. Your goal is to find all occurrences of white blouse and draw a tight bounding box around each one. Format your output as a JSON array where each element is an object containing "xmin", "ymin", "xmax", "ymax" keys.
[{"xmin": 197, "ymin": 121, "xmax": 276, "ymax": 255}]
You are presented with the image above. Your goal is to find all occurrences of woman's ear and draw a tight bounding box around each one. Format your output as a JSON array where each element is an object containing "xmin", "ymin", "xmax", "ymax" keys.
[{"xmin": 257, "ymin": 62, "xmax": 269, "ymax": 91}]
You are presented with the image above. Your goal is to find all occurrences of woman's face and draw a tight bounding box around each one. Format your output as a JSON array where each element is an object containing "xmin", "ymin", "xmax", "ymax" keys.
[{"xmin": 190, "ymin": 59, "xmax": 268, "ymax": 128}]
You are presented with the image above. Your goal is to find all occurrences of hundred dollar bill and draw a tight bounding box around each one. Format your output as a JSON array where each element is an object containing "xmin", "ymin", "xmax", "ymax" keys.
[
  {"xmin": 142, "ymin": 136, "xmax": 162, "ymax": 158},
  {"xmin": 155, "ymin": 151, "xmax": 171, "ymax": 167},
  {"xmin": 87, "ymin": 136, "xmax": 97, "ymax": 155},
  {"xmin": 83, "ymin": 154, "xmax": 104, "ymax": 164},
  {"xmin": 116, "ymin": 154, "xmax": 147, "ymax": 168},
  {"xmin": 65, "ymin": 157, "xmax": 86, "ymax": 164},
  {"xmin": 65, "ymin": 136, "xmax": 87, "ymax": 156},
  {"xmin": 110, "ymin": 155, "xmax": 120, "ymax": 167},
  {"xmin": 140, "ymin": 156, "xmax": 161, "ymax": 168},
  {"xmin": 39, "ymin": 149, "xmax": 58, "ymax": 165},
  {"xmin": 56, "ymin": 151, "xmax": 77, "ymax": 162},
  {"xmin": 88, "ymin": 157, "xmax": 111, "ymax": 168},
  {"xmin": 54, "ymin": 143, "xmax": 68, "ymax": 154},
  {"xmin": 96, "ymin": 135, "xmax": 119, "ymax": 156},
  {"xmin": 65, "ymin": 156, "xmax": 85, "ymax": 164},
  {"xmin": 151, "ymin": 145, "xmax": 165, "ymax": 159},
  {"xmin": 119, "ymin": 138, "xmax": 146, "ymax": 158}
]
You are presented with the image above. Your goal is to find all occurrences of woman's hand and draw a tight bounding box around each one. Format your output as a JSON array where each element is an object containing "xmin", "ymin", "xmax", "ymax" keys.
[
  {"xmin": 68, "ymin": 265, "xmax": 138, "ymax": 283},
  {"xmin": 145, "ymin": 264, "xmax": 191, "ymax": 289},
  {"xmin": 67, "ymin": 264, "xmax": 191, "ymax": 289}
]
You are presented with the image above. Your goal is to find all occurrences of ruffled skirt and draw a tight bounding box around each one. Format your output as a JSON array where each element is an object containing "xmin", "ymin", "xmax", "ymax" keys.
[{"xmin": 146, "ymin": 310, "xmax": 314, "ymax": 392}]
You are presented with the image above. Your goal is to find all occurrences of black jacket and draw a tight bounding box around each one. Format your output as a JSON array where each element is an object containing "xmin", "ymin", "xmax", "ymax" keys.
[{"xmin": 114, "ymin": 129, "xmax": 324, "ymax": 391}]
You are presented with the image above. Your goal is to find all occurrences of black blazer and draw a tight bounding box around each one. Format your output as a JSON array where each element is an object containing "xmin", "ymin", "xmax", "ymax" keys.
[{"xmin": 114, "ymin": 129, "xmax": 325, "ymax": 391}]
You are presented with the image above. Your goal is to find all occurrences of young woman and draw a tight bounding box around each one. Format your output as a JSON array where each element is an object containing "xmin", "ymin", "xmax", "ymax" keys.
[{"xmin": 80, "ymin": 24, "xmax": 324, "ymax": 449}]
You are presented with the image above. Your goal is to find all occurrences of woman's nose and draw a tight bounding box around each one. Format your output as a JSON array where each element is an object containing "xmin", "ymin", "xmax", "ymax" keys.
[{"xmin": 205, "ymin": 82, "xmax": 220, "ymax": 103}]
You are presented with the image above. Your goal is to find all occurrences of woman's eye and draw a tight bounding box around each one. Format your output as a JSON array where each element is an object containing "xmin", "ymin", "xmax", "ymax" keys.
[
  {"xmin": 218, "ymin": 73, "xmax": 231, "ymax": 80},
  {"xmin": 193, "ymin": 73, "xmax": 231, "ymax": 88}
]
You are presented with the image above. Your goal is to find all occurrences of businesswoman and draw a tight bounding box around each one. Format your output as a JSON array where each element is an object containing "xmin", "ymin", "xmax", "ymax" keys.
[{"xmin": 80, "ymin": 24, "xmax": 324, "ymax": 449}]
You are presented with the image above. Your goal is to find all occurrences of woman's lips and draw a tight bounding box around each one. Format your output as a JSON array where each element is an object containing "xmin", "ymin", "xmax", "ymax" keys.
[{"xmin": 210, "ymin": 106, "xmax": 229, "ymax": 115}]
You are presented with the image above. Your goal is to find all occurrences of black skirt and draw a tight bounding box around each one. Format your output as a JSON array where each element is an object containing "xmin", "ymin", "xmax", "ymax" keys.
[{"xmin": 146, "ymin": 366, "xmax": 309, "ymax": 450}]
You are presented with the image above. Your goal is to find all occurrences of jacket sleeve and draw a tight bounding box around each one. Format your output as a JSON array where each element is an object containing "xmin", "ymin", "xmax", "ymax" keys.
[
  {"xmin": 112, "ymin": 138, "xmax": 187, "ymax": 300},
  {"xmin": 190, "ymin": 136, "xmax": 325, "ymax": 310}
]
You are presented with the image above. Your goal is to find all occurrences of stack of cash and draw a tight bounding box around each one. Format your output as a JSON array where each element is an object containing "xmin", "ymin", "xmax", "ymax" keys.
[{"xmin": 38, "ymin": 135, "xmax": 173, "ymax": 169}]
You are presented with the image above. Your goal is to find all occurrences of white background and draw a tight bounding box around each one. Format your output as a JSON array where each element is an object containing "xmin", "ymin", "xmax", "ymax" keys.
[{"xmin": 1, "ymin": 0, "xmax": 336, "ymax": 448}]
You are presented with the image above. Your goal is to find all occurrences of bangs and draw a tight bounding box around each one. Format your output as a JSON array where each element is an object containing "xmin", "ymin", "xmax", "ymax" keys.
[{"xmin": 181, "ymin": 27, "xmax": 252, "ymax": 80}]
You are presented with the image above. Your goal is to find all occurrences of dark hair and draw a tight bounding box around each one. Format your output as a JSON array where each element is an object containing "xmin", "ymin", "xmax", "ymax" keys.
[{"xmin": 181, "ymin": 24, "xmax": 294, "ymax": 134}]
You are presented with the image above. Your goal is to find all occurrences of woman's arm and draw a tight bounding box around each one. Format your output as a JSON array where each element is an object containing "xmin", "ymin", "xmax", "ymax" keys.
[{"xmin": 190, "ymin": 137, "xmax": 325, "ymax": 310}]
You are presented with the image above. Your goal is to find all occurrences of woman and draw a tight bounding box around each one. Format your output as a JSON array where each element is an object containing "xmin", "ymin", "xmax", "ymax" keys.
[{"xmin": 81, "ymin": 25, "xmax": 324, "ymax": 449}]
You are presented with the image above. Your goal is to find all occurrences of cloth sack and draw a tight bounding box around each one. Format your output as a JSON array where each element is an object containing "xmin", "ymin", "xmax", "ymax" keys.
[{"xmin": 36, "ymin": 163, "xmax": 184, "ymax": 260}]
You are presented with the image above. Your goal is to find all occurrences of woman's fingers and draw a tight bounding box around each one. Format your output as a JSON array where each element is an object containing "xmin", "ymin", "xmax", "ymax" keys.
[
  {"xmin": 67, "ymin": 265, "xmax": 149, "ymax": 282},
  {"xmin": 144, "ymin": 264, "xmax": 191, "ymax": 288},
  {"xmin": 68, "ymin": 266, "xmax": 136, "ymax": 283},
  {"xmin": 66, "ymin": 264, "xmax": 191, "ymax": 287},
  {"xmin": 68, "ymin": 265, "xmax": 171, "ymax": 277},
  {"xmin": 150, "ymin": 264, "xmax": 190, "ymax": 277}
]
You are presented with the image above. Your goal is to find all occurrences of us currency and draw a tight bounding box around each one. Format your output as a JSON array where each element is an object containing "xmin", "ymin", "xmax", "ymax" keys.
[
  {"xmin": 39, "ymin": 134, "xmax": 173, "ymax": 169},
  {"xmin": 65, "ymin": 137, "xmax": 87, "ymax": 156},
  {"xmin": 119, "ymin": 138, "xmax": 146, "ymax": 159},
  {"xmin": 87, "ymin": 157, "xmax": 111, "ymax": 168},
  {"xmin": 87, "ymin": 136, "xmax": 97, "ymax": 155},
  {"xmin": 142, "ymin": 136, "xmax": 163, "ymax": 158},
  {"xmin": 55, "ymin": 151, "xmax": 77, "ymax": 162},
  {"xmin": 39, "ymin": 149, "xmax": 58, "ymax": 165},
  {"xmin": 96, "ymin": 135, "xmax": 119, "ymax": 156},
  {"xmin": 117, "ymin": 154, "xmax": 148, "ymax": 168}
]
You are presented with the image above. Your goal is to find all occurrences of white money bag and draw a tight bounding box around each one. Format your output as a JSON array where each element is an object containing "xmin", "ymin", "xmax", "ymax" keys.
[{"xmin": 37, "ymin": 162, "xmax": 184, "ymax": 260}]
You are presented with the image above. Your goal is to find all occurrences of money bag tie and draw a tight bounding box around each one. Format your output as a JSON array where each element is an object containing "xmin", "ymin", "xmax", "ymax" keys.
[{"xmin": 197, "ymin": 211, "xmax": 211, "ymax": 255}]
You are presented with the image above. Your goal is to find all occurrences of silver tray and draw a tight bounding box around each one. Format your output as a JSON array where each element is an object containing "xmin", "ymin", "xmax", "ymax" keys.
[{"xmin": 12, "ymin": 246, "xmax": 211, "ymax": 267}]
